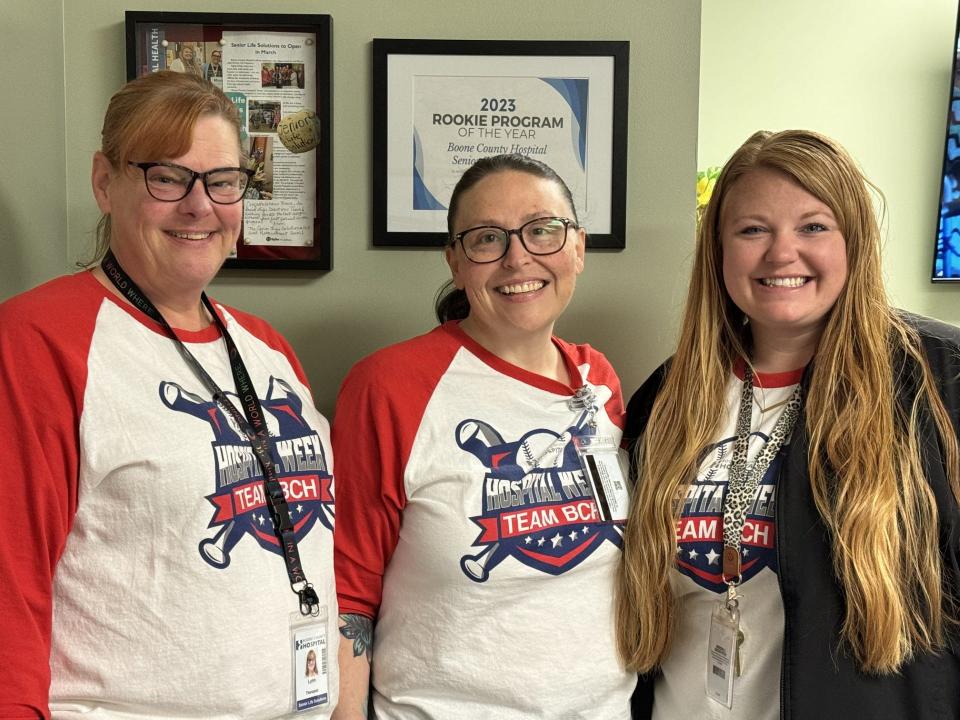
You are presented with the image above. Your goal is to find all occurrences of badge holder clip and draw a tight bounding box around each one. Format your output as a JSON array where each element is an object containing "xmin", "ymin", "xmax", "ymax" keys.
[{"xmin": 290, "ymin": 604, "xmax": 330, "ymax": 712}]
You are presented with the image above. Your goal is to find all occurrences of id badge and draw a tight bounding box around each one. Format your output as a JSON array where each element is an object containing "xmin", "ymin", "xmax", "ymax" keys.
[
  {"xmin": 706, "ymin": 603, "xmax": 739, "ymax": 708},
  {"xmin": 573, "ymin": 435, "xmax": 629, "ymax": 523},
  {"xmin": 291, "ymin": 607, "xmax": 330, "ymax": 712}
]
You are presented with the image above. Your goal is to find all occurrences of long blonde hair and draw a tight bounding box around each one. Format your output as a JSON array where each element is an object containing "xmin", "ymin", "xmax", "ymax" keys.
[{"xmin": 616, "ymin": 129, "xmax": 960, "ymax": 674}]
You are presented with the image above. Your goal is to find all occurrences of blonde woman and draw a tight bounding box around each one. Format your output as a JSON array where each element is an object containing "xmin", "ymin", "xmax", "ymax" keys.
[
  {"xmin": 169, "ymin": 44, "xmax": 202, "ymax": 77},
  {"xmin": 617, "ymin": 129, "xmax": 960, "ymax": 719}
]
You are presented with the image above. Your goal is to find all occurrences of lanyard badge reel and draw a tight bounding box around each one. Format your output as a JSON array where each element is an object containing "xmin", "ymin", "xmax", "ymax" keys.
[{"xmin": 568, "ymin": 385, "xmax": 630, "ymax": 524}]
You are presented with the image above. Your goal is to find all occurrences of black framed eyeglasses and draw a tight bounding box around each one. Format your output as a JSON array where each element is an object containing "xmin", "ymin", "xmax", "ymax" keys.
[
  {"xmin": 453, "ymin": 216, "xmax": 578, "ymax": 264},
  {"xmin": 128, "ymin": 162, "xmax": 253, "ymax": 205}
]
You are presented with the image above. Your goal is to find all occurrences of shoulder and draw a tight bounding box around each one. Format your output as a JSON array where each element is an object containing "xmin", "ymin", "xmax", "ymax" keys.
[
  {"xmin": 554, "ymin": 337, "xmax": 619, "ymax": 383},
  {"xmin": 897, "ymin": 311, "xmax": 960, "ymax": 374},
  {"xmin": 555, "ymin": 337, "xmax": 613, "ymax": 367},
  {"xmin": 1, "ymin": 272, "xmax": 93, "ymax": 314},
  {"xmin": 213, "ymin": 301, "xmax": 310, "ymax": 385},
  {"xmin": 216, "ymin": 301, "xmax": 287, "ymax": 348},
  {"xmin": 344, "ymin": 324, "xmax": 462, "ymax": 387},
  {"xmin": 624, "ymin": 359, "xmax": 672, "ymax": 445},
  {"xmin": 0, "ymin": 274, "xmax": 105, "ymax": 400},
  {"xmin": 905, "ymin": 312, "xmax": 960, "ymax": 350},
  {"xmin": 334, "ymin": 325, "xmax": 462, "ymax": 431},
  {"xmin": 0, "ymin": 272, "xmax": 104, "ymax": 337}
]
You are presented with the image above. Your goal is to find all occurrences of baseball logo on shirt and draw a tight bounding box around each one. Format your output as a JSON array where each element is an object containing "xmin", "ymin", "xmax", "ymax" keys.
[
  {"xmin": 455, "ymin": 418, "xmax": 623, "ymax": 582},
  {"xmin": 160, "ymin": 375, "xmax": 335, "ymax": 570},
  {"xmin": 676, "ymin": 431, "xmax": 782, "ymax": 591}
]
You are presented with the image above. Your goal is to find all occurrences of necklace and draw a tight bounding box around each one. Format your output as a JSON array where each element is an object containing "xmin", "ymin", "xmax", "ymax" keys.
[{"xmin": 752, "ymin": 392, "xmax": 792, "ymax": 414}]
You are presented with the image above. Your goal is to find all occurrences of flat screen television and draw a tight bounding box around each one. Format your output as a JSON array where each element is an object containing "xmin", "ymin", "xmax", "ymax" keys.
[{"xmin": 934, "ymin": 9, "xmax": 960, "ymax": 281}]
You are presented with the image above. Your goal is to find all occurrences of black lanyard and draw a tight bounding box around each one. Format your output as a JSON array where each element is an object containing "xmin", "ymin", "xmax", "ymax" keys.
[{"xmin": 101, "ymin": 250, "xmax": 320, "ymax": 616}]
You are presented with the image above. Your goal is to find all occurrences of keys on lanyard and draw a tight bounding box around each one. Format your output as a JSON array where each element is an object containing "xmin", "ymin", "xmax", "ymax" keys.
[{"xmin": 707, "ymin": 583, "xmax": 743, "ymax": 708}]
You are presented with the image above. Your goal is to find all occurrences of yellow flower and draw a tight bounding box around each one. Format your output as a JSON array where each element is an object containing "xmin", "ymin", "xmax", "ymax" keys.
[{"xmin": 696, "ymin": 167, "xmax": 722, "ymax": 226}]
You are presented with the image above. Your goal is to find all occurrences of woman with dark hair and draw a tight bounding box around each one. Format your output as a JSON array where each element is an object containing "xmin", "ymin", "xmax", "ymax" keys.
[
  {"xmin": 332, "ymin": 154, "xmax": 635, "ymax": 718},
  {"xmin": 0, "ymin": 71, "xmax": 338, "ymax": 717},
  {"xmin": 617, "ymin": 129, "xmax": 960, "ymax": 719}
]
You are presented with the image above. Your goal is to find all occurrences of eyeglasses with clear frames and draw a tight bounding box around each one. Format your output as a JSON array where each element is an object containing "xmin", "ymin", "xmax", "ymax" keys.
[
  {"xmin": 453, "ymin": 216, "xmax": 579, "ymax": 264},
  {"xmin": 128, "ymin": 162, "xmax": 253, "ymax": 205}
]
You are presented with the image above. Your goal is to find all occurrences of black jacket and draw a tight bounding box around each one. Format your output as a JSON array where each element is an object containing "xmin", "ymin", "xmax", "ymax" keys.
[{"xmin": 625, "ymin": 315, "xmax": 960, "ymax": 720}]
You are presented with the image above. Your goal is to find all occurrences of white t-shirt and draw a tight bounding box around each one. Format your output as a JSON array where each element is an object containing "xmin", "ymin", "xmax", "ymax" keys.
[
  {"xmin": 654, "ymin": 363, "xmax": 803, "ymax": 720},
  {"xmin": 334, "ymin": 322, "xmax": 636, "ymax": 719},
  {"xmin": 0, "ymin": 272, "xmax": 338, "ymax": 718}
]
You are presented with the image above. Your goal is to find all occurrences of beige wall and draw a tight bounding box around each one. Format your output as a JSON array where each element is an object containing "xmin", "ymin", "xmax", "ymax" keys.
[
  {"xmin": 0, "ymin": 2, "xmax": 67, "ymax": 299},
  {"xmin": 699, "ymin": 0, "xmax": 960, "ymax": 327},
  {"xmin": 0, "ymin": 0, "xmax": 702, "ymax": 415}
]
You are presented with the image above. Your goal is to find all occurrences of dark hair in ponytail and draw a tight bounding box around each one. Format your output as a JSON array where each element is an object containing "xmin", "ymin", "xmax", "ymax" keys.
[{"xmin": 434, "ymin": 153, "xmax": 578, "ymax": 323}]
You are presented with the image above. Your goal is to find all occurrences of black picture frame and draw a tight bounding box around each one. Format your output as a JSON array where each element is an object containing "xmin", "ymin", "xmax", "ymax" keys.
[
  {"xmin": 125, "ymin": 11, "xmax": 332, "ymax": 270},
  {"xmin": 372, "ymin": 39, "xmax": 629, "ymax": 249}
]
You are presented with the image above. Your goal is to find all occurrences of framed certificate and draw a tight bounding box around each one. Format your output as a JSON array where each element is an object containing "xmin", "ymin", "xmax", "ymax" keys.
[
  {"xmin": 372, "ymin": 39, "xmax": 629, "ymax": 249},
  {"xmin": 126, "ymin": 11, "xmax": 332, "ymax": 270}
]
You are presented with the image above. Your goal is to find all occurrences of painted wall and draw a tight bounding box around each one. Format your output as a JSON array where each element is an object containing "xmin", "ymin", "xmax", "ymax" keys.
[
  {"xmin": 0, "ymin": 2, "xmax": 67, "ymax": 300},
  {"xmin": 0, "ymin": 0, "xmax": 701, "ymax": 415},
  {"xmin": 699, "ymin": 0, "xmax": 959, "ymax": 326}
]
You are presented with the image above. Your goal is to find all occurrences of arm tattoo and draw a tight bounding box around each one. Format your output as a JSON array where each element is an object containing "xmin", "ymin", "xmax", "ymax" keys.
[{"xmin": 339, "ymin": 613, "xmax": 374, "ymax": 661}]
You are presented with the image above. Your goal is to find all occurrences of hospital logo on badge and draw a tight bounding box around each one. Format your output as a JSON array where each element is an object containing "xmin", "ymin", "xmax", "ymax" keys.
[
  {"xmin": 455, "ymin": 418, "xmax": 622, "ymax": 582},
  {"xmin": 160, "ymin": 376, "xmax": 334, "ymax": 569}
]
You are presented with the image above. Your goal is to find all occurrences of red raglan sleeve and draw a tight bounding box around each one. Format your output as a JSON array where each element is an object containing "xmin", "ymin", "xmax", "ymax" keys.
[
  {"xmin": 331, "ymin": 353, "xmax": 410, "ymax": 619},
  {"xmin": 332, "ymin": 330, "xmax": 456, "ymax": 619},
  {"xmin": 0, "ymin": 281, "xmax": 91, "ymax": 719},
  {"xmin": 579, "ymin": 342, "xmax": 626, "ymax": 430}
]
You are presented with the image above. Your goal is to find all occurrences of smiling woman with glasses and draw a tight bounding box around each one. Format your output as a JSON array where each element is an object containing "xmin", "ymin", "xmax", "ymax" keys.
[
  {"xmin": 0, "ymin": 70, "xmax": 339, "ymax": 718},
  {"xmin": 331, "ymin": 153, "xmax": 635, "ymax": 719}
]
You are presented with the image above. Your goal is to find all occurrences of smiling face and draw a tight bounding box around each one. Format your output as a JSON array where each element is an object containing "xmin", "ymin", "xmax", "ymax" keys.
[
  {"xmin": 91, "ymin": 114, "xmax": 243, "ymax": 305},
  {"xmin": 720, "ymin": 166, "xmax": 848, "ymax": 355},
  {"xmin": 445, "ymin": 169, "xmax": 585, "ymax": 350},
  {"xmin": 181, "ymin": 46, "xmax": 194, "ymax": 61}
]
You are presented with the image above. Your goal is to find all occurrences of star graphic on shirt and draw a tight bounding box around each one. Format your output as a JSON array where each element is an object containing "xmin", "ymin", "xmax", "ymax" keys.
[
  {"xmin": 569, "ymin": 530, "xmax": 578, "ymax": 541},
  {"xmin": 524, "ymin": 536, "xmax": 533, "ymax": 545},
  {"xmin": 706, "ymin": 548, "xmax": 720, "ymax": 565},
  {"xmin": 537, "ymin": 536, "xmax": 546, "ymax": 547},
  {"xmin": 296, "ymin": 504, "xmax": 304, "ymax": 514},
  {"xmin": 743, "ymin": 548, "xmax": 750, "ymax": 557},
  {"xmin": 677, "ymin": 545, "xmax": 683, "ymax": 554},
  {"xmin": 551, "ymin": 532, "xmax": 563, "ymax": 548},
  {"xmin": 582, "ymin": 525, "xmax": 590, "ymax": 534},
  {"xmin": 256, "ymin": 513, "xmax": 265, "ymax": 526},
  {"xmin": 688, "ymin": 548, "xmax": 699, "ymax": 560}
]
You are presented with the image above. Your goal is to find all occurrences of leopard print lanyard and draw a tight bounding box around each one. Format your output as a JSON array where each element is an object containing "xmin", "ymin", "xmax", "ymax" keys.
[{"xmin": 721, "ymin": 366, "xmax": 802, "ymax": 586}]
